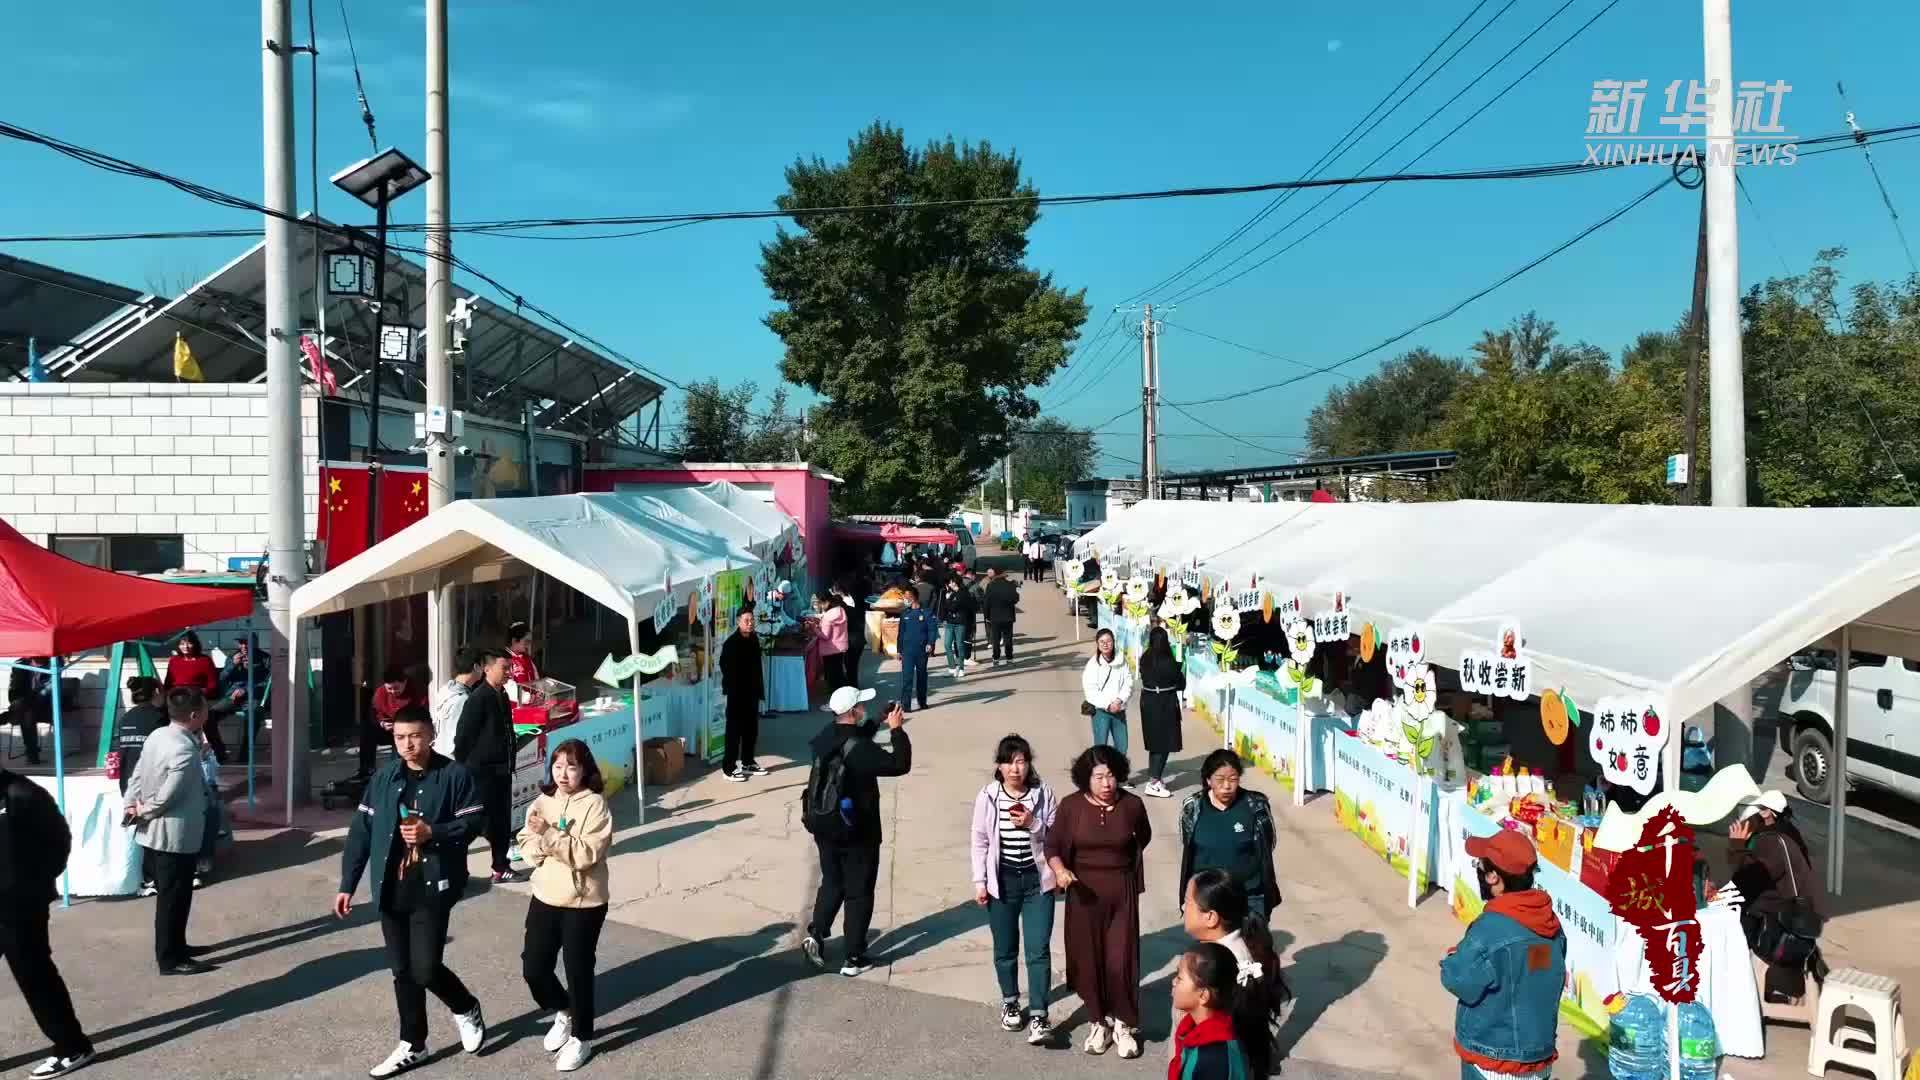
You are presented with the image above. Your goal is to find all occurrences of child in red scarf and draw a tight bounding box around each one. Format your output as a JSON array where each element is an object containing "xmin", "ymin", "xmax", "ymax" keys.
[{"xmin": 1169, "ymin": 942, "xmax": 1261, "ymax": 1080}]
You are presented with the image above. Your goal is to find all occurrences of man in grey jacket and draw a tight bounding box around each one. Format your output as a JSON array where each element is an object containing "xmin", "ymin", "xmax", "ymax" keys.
[{"xmin": 123, "ymin": 687, "xmax": 213, "ymax": 976}]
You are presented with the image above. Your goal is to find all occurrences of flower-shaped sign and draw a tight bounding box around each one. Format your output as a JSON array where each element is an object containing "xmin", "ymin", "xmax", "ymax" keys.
[
  {"xmin": 1099, "ymin": 567, "xmax": 1120, "ymax": 595},
  {"xmin": 1212, "ymin": 603, "xmax": 1241, "ymax": 641},
  {"xmin": 1125, "ymin": 575, "xmax": 1152, "ymax": 603},
  {"xmin": 1065, "ymin": 558, "xmax": 1084, "ymax": 583},
  {"xmin": 1401, "ymin": 664, "xmax": 1438, "ymax": 722},
  {"xmin": 1283, "ymin": 617, "xmax": 1316, "ymax": 666}
]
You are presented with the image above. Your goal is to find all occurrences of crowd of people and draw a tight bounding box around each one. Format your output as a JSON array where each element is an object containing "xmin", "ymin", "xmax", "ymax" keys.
[{"xmin": 0, "ymin": 546, "xmax": 1839, "ymax": 1080}]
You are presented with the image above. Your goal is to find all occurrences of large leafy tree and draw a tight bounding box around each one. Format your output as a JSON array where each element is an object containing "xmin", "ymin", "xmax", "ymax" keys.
[
  {"xmin": 1305, "ymin": 347, "xmax": 1468, "ymax": 458},
  {"xmin": 980, "ymin": 416, "xmax": 1096, "ymax": 514},
  {"xmin": 670, "ymin": 378, "xmax": 800, "ymax": 462},
  {"xmin": 760, "ymin": 123, "xmax": 1089, "ymax": 515}
]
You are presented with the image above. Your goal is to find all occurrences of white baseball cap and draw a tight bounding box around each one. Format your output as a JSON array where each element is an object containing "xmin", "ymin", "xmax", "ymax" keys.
[
  {"xmin": 1736, "ymin": 789, "xmax": 1789, "ymax": 822},
  {"xmin": 824, "ymin": 685, "xmax": 878, "ymax": 715}
]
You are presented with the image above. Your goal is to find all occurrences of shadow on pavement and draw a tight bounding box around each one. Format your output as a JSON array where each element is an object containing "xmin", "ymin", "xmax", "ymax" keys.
[
  {"xmin": 609, "ymin": 812, "xmax": 754, "ymax": 858},
  {"xmin": 867, "ymin": 899, "xmax": 982, "ymax": 967},
  {"xmin": 1274, "ymin": 930, "xmax": 1389, "ymax": 1066},
  {"xmin": 208, "ymin": 828, "xmax": 345, "ymax": 886}
]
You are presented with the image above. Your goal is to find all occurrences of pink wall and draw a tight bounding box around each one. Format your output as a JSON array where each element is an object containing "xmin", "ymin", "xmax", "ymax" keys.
[{"xmin": 584, "ymin": 465, "xmax": 834, "ymax": 592}]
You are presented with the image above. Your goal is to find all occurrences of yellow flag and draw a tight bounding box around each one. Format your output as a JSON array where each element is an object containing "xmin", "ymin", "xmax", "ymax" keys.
[{"xmin": 172, "ymin": 332, "xmax": 204, "ymax": 382}]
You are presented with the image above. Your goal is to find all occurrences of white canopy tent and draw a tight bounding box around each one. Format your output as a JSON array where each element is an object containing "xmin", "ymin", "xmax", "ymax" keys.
[
  {"xmin": 289, "ymin": 488, "xmax": 787, "ymax": 826},
  {"xmin": 610, "ymin": 480, "xmax": 800, "ymax": 567},
  {"xmin": 1076, "ymin": 499, "xmax": 1920, "ymax": 894}
]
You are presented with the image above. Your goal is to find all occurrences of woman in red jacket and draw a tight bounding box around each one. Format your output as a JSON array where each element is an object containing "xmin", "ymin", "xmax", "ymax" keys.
[
  {"xmin": 506, "ymin": 621, "xmax": 540, "ymax": 699},
  {"xmin": 164, "ymin": 631, "xmax": 226, "ymax": 761}
]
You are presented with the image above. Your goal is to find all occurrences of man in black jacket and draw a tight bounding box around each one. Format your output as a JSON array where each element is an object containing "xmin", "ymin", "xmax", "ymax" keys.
[
  {"xmin": 6, "ymin": 659, "xmax": 50, "ymax": 766},
  {"xmin": 981, "ymin": 568, "xmax": 1021, "ymax": 666},
  {"xmin": 718, "ymin": 610, "xmax": 765, "ymax": 783},
  {"xmin": 800, "ymin": 685, "xmax": 911, "ymax": 978},
  {"xmin": 336, "ymin": 707, "xmax": 488, "ymax": 1076},
  {"xmin": 1, "ymin": 768, "xmax": 94, "ymax": 1078},
  {"xmin": 452, "ymin": 649, "xmax": 519, "ymax": 884}
]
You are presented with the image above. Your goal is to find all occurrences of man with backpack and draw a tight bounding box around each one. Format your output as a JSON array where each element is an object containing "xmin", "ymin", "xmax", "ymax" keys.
[
  {"xmin": 800, "ymin": 685, "xmax": 912, "ymax": 978},
  {"xmin": 1, "ymin": 766, "xmax": 95, "ymax": 1077}
]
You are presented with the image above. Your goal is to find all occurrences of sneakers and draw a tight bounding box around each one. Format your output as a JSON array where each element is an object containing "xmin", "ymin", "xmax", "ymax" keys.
[
  {"xmin": 724, "ymin": 767, "xmax": 750, "ymax": 783},
  {"xmin": 1112, "ymin": 1022, "xmax": 1141, "ymax": 1058},
  {"xmin": 490, "ymin": 869, "xmax": 525, "ymax": 885},
  {"xmin": 1026, "ymin": 1015, "xmax": 1052, "ymax": 1046},
  {"xmin": 800, "ymin": 934, "xmax": 828, "ymax": 972},
  {"xmin": 368, "ymin": 1043, "xmax": 426, "ymax": 1078},
  {"xmin": 744, "ymin": 761, "xmax": 770, "ymax": 776},
  {"xmin": 543, "ymin": 1013, "xmax": 574, "ymax": 1054},
  {"xmin": 1082, "ymin": 1018, "xmax": 1112, "ymax": 1055},
  {"xmin": 999, "ymin": 1002, "xmax": 1024, "ymax": 1031},
  {"xmin": 27, "ymin": 1051, "xmax": 94, "ymax": 1078},
  {"xmin": 137, "ymin": 881, "xmax": 156, "ymax": 898},
  {"xmin": 839, "ymin": 957, "xmax": 873, "ymax": 977},
  {"xmin": 554, "ymin": 1036, "xmax": 591, "ymax": 1073},
  {"xmin": 453, "ymin": 1004, "xmax": 486, "ymax": 1054},
  {"xmin": 1143, "ymin": 779, "xmax": 1173, "ymax": 799}
]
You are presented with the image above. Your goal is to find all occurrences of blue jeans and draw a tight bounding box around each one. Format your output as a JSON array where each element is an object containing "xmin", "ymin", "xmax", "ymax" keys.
[
  {"xmin": 1091, "ymin": 709, "xmax": 1128, "ymax": 755},
  {"xmin": 941, "ymin": 623, "xmax": 968, "ymax": 668},
  {"xmin": 987, "ymin": 863, "xmax": 1054, "ymax": 1016},
  {"xmin": 899, "ymin": 656, "xmax": 929, "ymax": 709}
]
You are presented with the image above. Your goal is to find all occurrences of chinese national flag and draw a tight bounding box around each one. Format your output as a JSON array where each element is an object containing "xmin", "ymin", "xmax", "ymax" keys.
[
  {"xmin": 317, "ymin": 463, "xmax": 373, "ymax": 569},
  {"xmin": 379, "ymin": 467, "xmax": 431, "ymax": 539}
]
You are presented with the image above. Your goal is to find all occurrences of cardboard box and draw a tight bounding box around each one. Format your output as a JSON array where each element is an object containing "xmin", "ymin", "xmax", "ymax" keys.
[{"xmin": 642, "ymin": 737, "xmax": 686, "ymax": 786}]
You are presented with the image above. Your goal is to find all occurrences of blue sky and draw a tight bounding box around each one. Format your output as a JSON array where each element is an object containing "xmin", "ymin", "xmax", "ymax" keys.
[{"xmin": 7, "ymin": 1, "xmax": 1920, "ymax": 476}]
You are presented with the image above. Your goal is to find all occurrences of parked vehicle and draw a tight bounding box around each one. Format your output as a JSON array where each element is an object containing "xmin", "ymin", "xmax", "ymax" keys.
[{"xmin": 1778, "ymin": 649, "xmax": 1920, "ymax": 804}]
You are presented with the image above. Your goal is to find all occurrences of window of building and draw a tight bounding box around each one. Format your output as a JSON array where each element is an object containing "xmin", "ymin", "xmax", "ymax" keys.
[{"xmin": 49, "ymin": 534, "xmax": 185, "ymax": 574}]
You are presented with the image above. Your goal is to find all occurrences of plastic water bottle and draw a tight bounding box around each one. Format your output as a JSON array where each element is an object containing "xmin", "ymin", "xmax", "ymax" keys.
[
  {"xmin": 1676, "ymin": 1002, "xmax": 1720, "ymax": 1080},
  {"xmin": 838, "ymin": 795, "xmax": 855, "ymax": 827},
  {"xmin": 1608, "ymin": 993, "xmax": 1669, "ymax": 1080}
]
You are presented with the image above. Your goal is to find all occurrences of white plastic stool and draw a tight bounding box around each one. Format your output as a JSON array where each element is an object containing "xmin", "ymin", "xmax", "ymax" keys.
[{"xmin": 1807, "ymin": 967, "xmax": 1907, "ymax": 1079}]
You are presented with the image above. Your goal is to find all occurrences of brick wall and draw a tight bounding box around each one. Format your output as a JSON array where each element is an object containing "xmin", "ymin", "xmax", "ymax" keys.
[{"xmin": 0, "ymin": 383, "xmax": 321, "ymax": 571}]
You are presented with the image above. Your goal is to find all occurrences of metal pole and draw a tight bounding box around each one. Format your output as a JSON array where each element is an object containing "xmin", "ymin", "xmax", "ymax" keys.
[
  {"xmin": 263, "ymin": 0, "xmax": 309, "ymax": 809},
  {"xmin": 1145, "ymin": 305, "xmax": 1159, "ymax": 500},
  {"xmin": 50, "ymin": 657, "xmax": 69, "ymax": 908},
  {"xmin": 366, "ymin": 192, "xmax": 389, "ymax": 556},
  {"xmin": 1003, "ymin": 452, "xmax": 1014, "ymax": 538},
  {"xmin": 245, "ymin": 628, "xmax": 257, "ymax": 811},
  {"xmin": 1828, "ymin": 626, "xmax": 1850, "ymax": 896},
  {"xmin": 1680, "ymin": 188, "xmax": 1707, "ymax": 505},
  {"xmin": 1704, "ymin": 0, "xmax": 1745, "ymax": 506},
  {"xmin": 424, "ymin": 0, "xmax": 456, "ymax": 693}
]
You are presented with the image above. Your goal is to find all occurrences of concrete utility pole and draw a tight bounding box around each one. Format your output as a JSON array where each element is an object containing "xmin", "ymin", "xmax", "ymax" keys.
[
  {"xmin": 1680, "ymin": 187, "xmax": 1707, "ymax": 506},
  {"xmin": 1141, "ymin": 305, "xmax": 1159, "ymax": 499},
  {"xmin": 1704, "ymin": 0, "xmax": 1754, "ymax": 783},
  {"xmin": 423, "ymin": 0, "xmax": 455, "ymax": 689},
  {"xmin": 1004, "ymin": 452, "xmax": 1014, "ymax": 537},
  {"xmin": 262, "ymin": 0, "xmax": 309, "ymax": 808}
]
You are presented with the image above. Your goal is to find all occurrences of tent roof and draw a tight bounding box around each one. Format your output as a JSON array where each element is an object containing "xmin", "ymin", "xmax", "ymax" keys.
[
  {"xmin": 1074, "ymin": 499, "xmax": 1920, "ymax": 722},
  {"xmin": 289, "ymin": 491, "xmax": 768, "ymax": 622},
  {"xmin": 0, "ymin": 519, "xmax": 256, "ymax": 655},
  {"xmin": 833, "ymin": 522, "xmax": 959, "ymax": 546},
  {"xmin": 609, "ymin": 481, "xmax": 798, "ymax": 562}
]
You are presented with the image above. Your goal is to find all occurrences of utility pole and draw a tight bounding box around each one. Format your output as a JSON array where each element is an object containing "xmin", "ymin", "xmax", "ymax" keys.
[
  {"xmin": 1703, "ymin": 0, "xmax": 1753, "ymax": 785},
  {"xmin": 262, "ymin": 0, "xmax": 309, "ymax": 809},
  {"xmin": 1141, "ymin": 305, "xmax": 1159, "ymax": 499},
  {"xmin": 1680, "ymin": 187, "xmax": 1707, "ymax": 506},
  {"xmin": 423, "ymin": 0, "xmax": 455, "ymax": 690},
  {"xmin": 1004, "ymin": 452, "xmax": 1014, "ymax": 538}
]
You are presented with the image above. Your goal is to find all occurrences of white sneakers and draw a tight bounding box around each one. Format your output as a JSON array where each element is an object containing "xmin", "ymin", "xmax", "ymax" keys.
[
  {"xmin": 1083, "ymin": 1019, "xmax": 1112, "ymax": 1055},
  {"xmin": 27, "ymin": 1051, "xmax": 94, "ymax": 1079},
  {"xmin": 1142, "ymin": 779, "xmax": 1173, "ymax": 799},
  {"xmin": 368, "ymin": 1043, "xmax": 427, "ymax": 1078},
  {"xmin": 1112, "ymin": 1021, "xmax": 1142, "ymax": 1059},
  {"xmin": 1081, "ymin": 1019, "xmax": 1138, "ymax": 1057},
  {"xmin": 555, "ymin": 1036, "xmax": 592, "ymax": 1072},
  {"xmin": 454, "ymin": 1005, "xmax": 486, "ymax": 1054},
  {"xmin": 543, "ymin": 1013, "xmax": 574, "ymax": 1054}
]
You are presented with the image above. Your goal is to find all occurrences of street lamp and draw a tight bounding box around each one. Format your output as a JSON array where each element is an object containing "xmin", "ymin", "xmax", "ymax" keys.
[{"xmin": 331, "ymin": 147, "xmax": 430, "ymax": 558}]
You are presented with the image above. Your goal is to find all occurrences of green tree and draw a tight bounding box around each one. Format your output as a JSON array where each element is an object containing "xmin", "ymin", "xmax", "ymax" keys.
[
  {"xmin": 671, "ymin": 379, "xmax": 801, "ymax": 462},
  {"xmin": 979, "ymin": 416, "xmax": 1095, "ymax": 513},
  {"xmin": 760, "ymin": 123, "xmax": 1089, "ymax": 515},
  {"xmin": 1305, "ymin": 347, "xmax": 1468, "ymax": 458}
]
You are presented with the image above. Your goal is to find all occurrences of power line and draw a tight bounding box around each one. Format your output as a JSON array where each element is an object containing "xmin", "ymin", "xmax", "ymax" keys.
[
  {"xmin": 1165, "ymin": 0, "xmax": 1618, "ymax": 306},
  {"xmin": 1162, "ymin": 400, "xmax": 1307, "ymax": 460},
  {"xmin": 336, "ymin": 0, "xmax": 378, "ymax": 152},
  {"xmin": 1169, "ymin": 172, "xmax": 1677, "ymax": 407},
  {"xmin": 1839, "ymin": 82, "xmax": 1920, "ymax": 276},
  {"xmin": 1121, "ymin": 0, "xmax": 1501, "ymax": 303}
]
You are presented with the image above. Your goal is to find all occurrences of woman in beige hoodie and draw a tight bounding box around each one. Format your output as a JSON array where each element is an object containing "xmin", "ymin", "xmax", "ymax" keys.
[{"xmin": 517, "ymin": 739, "xmax": 614, "ymax": 1073}]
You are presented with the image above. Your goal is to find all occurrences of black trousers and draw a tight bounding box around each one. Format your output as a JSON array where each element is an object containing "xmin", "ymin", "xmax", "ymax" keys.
[
  {"xmin": 359, "ymin": 715, "xmax": 385, "ymax": 777},
  {"xmin": 381, "ymin": 901, "xmax": 478, "ymax": 1049},
  {"xmin": 723, "ymin": 698, "xmax": 760, "ymax": 774},
  {"xmin": 1, "ymin": 902, "xmax": 91, "ymax": 1059},
  {"xmin": 989, "ymin": 621, "xmax": 1015, "ymax": 662},
  {"xmin": 149, "ymin": 847, "xmax": 197, "ymax": 969},
  {"xmin": 523, "ymin": 898, "xmax": 609, "ymax": 1039},
  {"xmin": 9, "ymin": 702, "xmax": 43, "ymax": 762},
  {"xmin": 809, "ymin": 841, "xmax": 880, "ymax": 961},
  {"xmin": 479, "ymin": 770, "xmax": 513, "ymax": 875}
]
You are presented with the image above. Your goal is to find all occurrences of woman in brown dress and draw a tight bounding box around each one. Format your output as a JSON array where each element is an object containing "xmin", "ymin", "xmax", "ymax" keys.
[{"xmin": 1047, "ymin": 744, "xmax": 1152, "ymax": 1059}]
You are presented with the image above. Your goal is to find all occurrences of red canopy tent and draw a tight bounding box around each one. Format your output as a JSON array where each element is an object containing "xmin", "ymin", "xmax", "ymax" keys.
[
  {"xmin": 0, "ymin": 518, "xmax": 254, "ymax": 655},
  {"xmin": 831, "ymin": 521, "xmax": 960, "ymax": 546}
]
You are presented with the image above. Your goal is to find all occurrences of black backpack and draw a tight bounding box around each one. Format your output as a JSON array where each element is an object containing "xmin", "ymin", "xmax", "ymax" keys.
[{"xmin": 801, "ymin": 740, "xmax": 855, "ymax": 841}]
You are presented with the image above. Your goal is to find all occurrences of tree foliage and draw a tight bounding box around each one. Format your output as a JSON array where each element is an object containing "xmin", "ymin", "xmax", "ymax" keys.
[
  {"xmin": 979, "ymin": 416, "xmax": 1096, "ymax": 514},
  {"xmin": 670, "ymin": 378, "xmax": 801, "ymax": 463},
  {"xmin": 1305, "ymin": 252, "xmax": 1920, "ymax": 506},
  {"xmin": 760, "ymin": 123, "xmax": 1089, "ymax": 515}
]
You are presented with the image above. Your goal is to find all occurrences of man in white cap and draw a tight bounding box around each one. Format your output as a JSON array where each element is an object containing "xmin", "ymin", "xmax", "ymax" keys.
[{"xmin": 799, "ymin": 685, "xmax": 911, "ymax": 977}]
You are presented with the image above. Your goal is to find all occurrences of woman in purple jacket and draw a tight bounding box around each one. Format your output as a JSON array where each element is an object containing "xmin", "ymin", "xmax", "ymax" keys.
[{"xmin": 970, "ymin": 733, "xmax": 1059, "ymax": 1045}]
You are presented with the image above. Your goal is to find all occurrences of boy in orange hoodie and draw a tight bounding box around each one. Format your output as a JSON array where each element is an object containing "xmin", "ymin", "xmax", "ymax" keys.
[{"xmin": 1441, "ymin": 830, "xmax": 1566, "ymax": 1078}]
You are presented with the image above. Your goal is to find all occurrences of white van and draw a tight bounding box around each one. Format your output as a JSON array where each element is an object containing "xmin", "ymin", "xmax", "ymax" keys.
[
  {"xmin": 1778, "ymin": 649, "xmax": 1920, "ymax": 804},
  {"xmin": 918, "ymin": 519, "xmax": 977, "ymax": 570}
]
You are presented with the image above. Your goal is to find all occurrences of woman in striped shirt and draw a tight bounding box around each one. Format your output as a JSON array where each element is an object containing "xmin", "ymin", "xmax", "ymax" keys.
[{"xmin": 970, "ymin": 734, "xmax": 1060, "ymax": 1045}]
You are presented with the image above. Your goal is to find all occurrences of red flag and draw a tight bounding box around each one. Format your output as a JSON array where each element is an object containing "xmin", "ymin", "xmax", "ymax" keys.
[
  {"xmin": 300, "ymin": 334, "xmax": 339, "ymax": 396},
  {"xmin": 316, "ymin": 462, "xmax": 373, "ymax": 568},
  {"xmin": 378, "ymin": 466, "xmax": 431, "ymax": 539}
]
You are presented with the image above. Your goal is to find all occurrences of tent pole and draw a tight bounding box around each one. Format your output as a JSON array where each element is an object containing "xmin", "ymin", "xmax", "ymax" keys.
[
  {"xmin": 1828, "ymin": 626, "xmax": 1850, "ymax": 896},
  {"xmin": 628, "ymin": 615, "xmax": 645, "ymax": 826},
  {"xmin": 246, "ymin": 626, "xmax": 258, "ymax": 812},
  {"xmin": 51, "ymin": 656, "xmax": 69, "ymax": 909},
  {"xmin": 285, "ymin": 616, "xmax": 303, "ymax": 827}
]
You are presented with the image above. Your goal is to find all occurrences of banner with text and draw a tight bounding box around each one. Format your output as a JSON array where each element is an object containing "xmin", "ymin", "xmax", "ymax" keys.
[{"xmin": 1330, "ymin": 736, "xmax": 1441, "ymax": 889}]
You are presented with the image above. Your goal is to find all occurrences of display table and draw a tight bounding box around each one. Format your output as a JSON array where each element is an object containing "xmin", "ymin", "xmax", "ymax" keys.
[
  {"xmin": 767, "ymin": 653, "xmax": 810, "ymax": 712},
  {"xmin": 32, "ymin": 775, "xmax": 140, "ymax": 897}
]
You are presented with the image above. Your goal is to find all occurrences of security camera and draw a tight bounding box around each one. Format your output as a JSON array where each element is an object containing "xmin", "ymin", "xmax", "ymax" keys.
[{"xmin": 454, "ymin": 445, "xmax": 473, "ymax": 457}]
